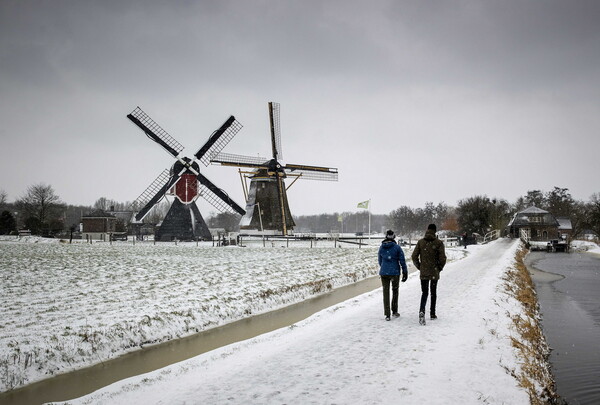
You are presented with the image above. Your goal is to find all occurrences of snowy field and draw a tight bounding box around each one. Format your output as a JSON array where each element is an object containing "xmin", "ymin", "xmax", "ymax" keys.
[
  {"xmin": 0, "ymin": 236, "xmax": 464, "ymax": 393},
  {"xmin": 53, "ymin": 239, "xmax": 539, "ymax": 405},
  {"xmin": 571, "ymin": 239, "xmax": 600, "ymax": 254}
]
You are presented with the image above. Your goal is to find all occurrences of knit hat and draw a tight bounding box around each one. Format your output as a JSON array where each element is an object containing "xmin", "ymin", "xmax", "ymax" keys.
[
  {"xmin": 427, "ymin": 224, "xmax": 437, "ymax": 232},
  {"xmin": 385, "ymin": 230, "xmax": 395, "ymax": 239}
]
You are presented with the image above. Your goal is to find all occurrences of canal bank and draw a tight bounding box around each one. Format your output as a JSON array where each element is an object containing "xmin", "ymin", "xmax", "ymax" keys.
[{"xmin": 526, "ymin": 249, "xmax": 600, "ymax": 405}]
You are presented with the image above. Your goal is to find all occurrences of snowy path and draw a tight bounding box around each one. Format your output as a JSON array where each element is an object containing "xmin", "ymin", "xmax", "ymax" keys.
[{"xmin": 57, "ymin": 239, "xmax": 529, "ymax": 405}]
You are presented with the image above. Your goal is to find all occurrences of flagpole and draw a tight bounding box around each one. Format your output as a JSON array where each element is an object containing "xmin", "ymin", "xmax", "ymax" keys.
[
  {"xmin": 368, "ymin": 199, "xmax": 371, "ymax": 239},
  {"xmin": 356, "ymin": 199, "xmax": 371, "ymax": 238}
]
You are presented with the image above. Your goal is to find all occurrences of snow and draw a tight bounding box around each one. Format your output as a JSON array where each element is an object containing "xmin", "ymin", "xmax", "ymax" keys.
[
  {"xmin": 0, "ymin": 236, "xmax": 391, "ymax": 392},
  {"xmin": 46, "ymin": 238, "xmax": 531, "ymax": 404},
  {"xmin": 571, "ymin": 239, "xmax": 600, "ymax": 254}
]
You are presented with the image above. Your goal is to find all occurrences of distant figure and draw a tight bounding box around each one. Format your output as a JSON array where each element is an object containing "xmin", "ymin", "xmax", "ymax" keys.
[
  {"xmin": 463, "ymin": 232, "xmax": 468, "ymax": 249},
  {"xmin": 378, "ymin": 230, "xmax": 408, "ymax": 321},
  {"xmin": 411, "ymin": 224, "xmax": 447, "ymax": 325}
]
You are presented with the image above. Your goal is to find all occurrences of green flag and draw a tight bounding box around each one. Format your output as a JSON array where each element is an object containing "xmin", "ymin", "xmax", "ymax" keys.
[{"xmin": 357, "ymin": 200, "xmax": 370, "ymax": 209}]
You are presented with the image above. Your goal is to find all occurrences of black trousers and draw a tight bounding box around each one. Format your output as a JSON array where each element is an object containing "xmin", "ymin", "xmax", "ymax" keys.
[
  {"xmin": 419, "ymin": 279, "xmax": 438, "ymax": 315},
  {"xmin": 380, "ymin": 275, "xmax": 400, "ymax": 317}
]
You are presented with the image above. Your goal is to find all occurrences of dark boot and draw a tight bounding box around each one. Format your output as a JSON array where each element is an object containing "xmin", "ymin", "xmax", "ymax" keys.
[{"xmin": 419, "ymin": 311, "xmax": 426, "ymax": 325}]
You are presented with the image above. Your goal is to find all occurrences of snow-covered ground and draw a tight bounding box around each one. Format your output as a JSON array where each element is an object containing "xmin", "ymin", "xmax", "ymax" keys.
[
  {"xmin": 571, "ymin": 239, "xmax": 600, "ymax": 254},
  {"xmin": 0, "ymin": 235, "xmax": 465, "ymax": 393},
  {"xmin": 51, "ymin": 239, "xmax": 533, "ymax": 404}
]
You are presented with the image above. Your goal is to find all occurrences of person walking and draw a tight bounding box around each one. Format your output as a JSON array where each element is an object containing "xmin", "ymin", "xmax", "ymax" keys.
[
  {"xmin": 378, "ymin": 229, "xmax": 408, "ymax": 321},
  {"xmin": 411, "ymin": 224, "xmax": 447, "ymax": 325}
]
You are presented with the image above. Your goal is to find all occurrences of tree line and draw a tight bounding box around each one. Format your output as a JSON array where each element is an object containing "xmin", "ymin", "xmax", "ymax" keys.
[
  {"xmin": 1, "ymin": 184, "xmax": 599, "ymax": 239},
  {"xmin": 0, "ymin": 184, "xmax": 247, "ymax": 237},
  {"xmin": 293, "ymin": 187, "xmax": 600, "ymax": 239}
]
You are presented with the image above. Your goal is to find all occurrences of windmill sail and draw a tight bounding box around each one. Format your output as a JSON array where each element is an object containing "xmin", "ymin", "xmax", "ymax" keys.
[
  {"xmin": 132, "ymin": 169, "xmax": 180, "ymax": 221},
  {"xmin": 284, "ymin": 164, "xmax": 338, "ymax": 181},
  {"xmin": 195, "ymin": 116, "xmax": 243, "ymax": 166},
  {"xmin": 269, "ymin": 102, "xmax": 282, "ymax": 161},
  {"xmin": 197, "ymin": 173, "xmax": 245, "ymax": 215},
  {"xmin": 127, "ymin": 107, "xmax": 184, "ymax": 158},
  {"xmin": 212, "ymin": 152, "xmax": 270, "ymax": 168}
]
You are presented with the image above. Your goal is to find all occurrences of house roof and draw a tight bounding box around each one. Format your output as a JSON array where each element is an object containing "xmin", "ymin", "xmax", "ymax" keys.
[
  {"xmin": 507, "ymin": 206, "xmax": 559, "ymax": 227},
  {"xmin": 518, "ymin": 206, "xmax": 549, "ymax": 214},
  {"xmin": 110, "ymin": 211, "xmax": 135, "ymax": 222},
  {"xmin": 82, "ymin": 209, "xmax": 116, "ymax": 219},
  {"xmin": 556, "ymin": 217, "xmax": 572, "ymax": 230}
]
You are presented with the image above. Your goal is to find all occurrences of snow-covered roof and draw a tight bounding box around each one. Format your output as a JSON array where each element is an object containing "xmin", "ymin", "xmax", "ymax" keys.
[
  {"xmin": 518, "ymin": 206, "xmax": 549, "ymax": 214},
  {"xmin": 556, "ymin": 217, "xmax": 572, "ymax": 230},
  {"xmin": 507, "ymin": 206, "xmax": 559, "ymax": 227}
]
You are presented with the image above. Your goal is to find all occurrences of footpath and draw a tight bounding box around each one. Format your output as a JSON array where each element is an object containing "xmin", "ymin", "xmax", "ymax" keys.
[{"xmin": 55, "ymin": 239, "xmax": 538, "ymax": 405}]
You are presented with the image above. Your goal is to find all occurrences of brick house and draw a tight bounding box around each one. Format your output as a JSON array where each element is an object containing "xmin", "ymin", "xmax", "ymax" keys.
[
  {"xmin": 507, "ymin": 206, "xmax": 560, "ymax": 241},
  {"xmin": 81, "ymin": 210, "xmax": 117, "ymax": 241}
]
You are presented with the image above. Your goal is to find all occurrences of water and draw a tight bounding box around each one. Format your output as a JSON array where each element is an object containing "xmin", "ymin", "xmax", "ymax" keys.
[
  {"xmin": 0, "ymin": 276, "xmax": 382, "ymax": 405},
  {"xmin": 526, "ymin": 252, "xmax": 600, "ymax": 405}
]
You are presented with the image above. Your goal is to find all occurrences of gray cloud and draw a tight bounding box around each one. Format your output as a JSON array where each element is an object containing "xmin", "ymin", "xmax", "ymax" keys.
[{"xmin": 1, "ymin": 0, "xmax": 599, "ymax": 215}]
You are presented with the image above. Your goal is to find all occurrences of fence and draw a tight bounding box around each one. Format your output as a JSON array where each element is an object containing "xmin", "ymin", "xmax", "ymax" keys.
[
  {"xmin": 442, "ymin": 236, "xmax": 459, "ymax": 247},
  {"xmin": 483, "ymin": 229, "xmax": 501, "ymax": 244},
  {"xmin": 519, "ymin": 228, "xmax": 530, "ymax": 244}
]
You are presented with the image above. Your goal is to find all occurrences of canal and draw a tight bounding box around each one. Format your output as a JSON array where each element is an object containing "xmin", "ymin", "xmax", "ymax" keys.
[
  {"xmin": 526, "ymin": 251, "xmax": 600, "ymax": 405},
  {"xmin": 0, "ymin": 276, "xmax": 383, "ymax": 405}
]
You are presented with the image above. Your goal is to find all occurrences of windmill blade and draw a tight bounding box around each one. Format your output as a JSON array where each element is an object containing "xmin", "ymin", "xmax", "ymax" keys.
[
  {"xmin": 127, "ymin": 107, "xmax": 184, "ymax": 158},
  {"xmin": 196, "ymin": 172, "xmax": 246, "ymax": 215},
  {"xmin": 284, "ymin": 163, "xmax": 339, "ymax": 181},
  {"xmin": 132, "ymin": 169, "xmax": 180, "ymax": 221},
  {"xmin": 211, "ymin": 152, "xmax": 270, "ymax": 168},
  {"xmin": 194, "ymin": 116, "xmax": 243, "ymax": 166},
  {"xmin": 269, "ymin": 102, "xmax": 282, "ymax": 161}
]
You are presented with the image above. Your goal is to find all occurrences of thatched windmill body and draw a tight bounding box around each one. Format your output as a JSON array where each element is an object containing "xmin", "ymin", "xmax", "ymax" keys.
[{"xmin": 212, "ymin": 102, "xmax": 338, "ymax": 235}]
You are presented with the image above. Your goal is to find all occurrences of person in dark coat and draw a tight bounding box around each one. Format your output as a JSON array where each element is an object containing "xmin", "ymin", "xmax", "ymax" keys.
[
  {"xmin": 411, "ymin": 224, "xmax": 447, "ymax": 325},
  {"xmin": 378, "ymin": 230, "xmax": 408, "ymax": 321}
]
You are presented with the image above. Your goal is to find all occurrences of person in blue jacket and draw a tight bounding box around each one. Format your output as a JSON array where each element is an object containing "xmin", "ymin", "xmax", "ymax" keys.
[{"xmin": 378, "ymin": 229, "xmax": 408, "ymax": 321}]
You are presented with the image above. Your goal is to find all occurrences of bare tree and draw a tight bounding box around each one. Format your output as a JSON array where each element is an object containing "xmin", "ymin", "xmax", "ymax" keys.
[
  {"xmin": 0, "ymin": 189, "xmax": 7, "ymax": 208},
  {"xmin": 94, "ymin": 197, "xmax": 110, "ymax": 211},
  {"xmin": 145, "ymin": 199, "xmax": 171, "ymax": 224},
  {"xmin": 16, "ymin": 183, "xmax": 65, "ymax": 235},
  {"xmin": 207, "ymin": 212, "xmax": 242, "ymax": 232},
  {"xmin": 389, "ymin": 206, "xmax": 418, "ymax": 238}
]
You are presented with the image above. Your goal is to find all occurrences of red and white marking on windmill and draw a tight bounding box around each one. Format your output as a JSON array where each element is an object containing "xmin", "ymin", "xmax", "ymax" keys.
[{"xmin": 171, "ymin": 174, "xmax": 199, "ymax": 204}]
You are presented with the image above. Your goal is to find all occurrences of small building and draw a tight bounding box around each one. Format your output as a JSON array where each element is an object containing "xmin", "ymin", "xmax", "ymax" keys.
[
  {"xmin": 81, "ymin": 210, "xmax": 117, "ymax": 241},
  {"xmin": 507, "ymin": 206, "xmax": 560, "ymax": 241},
  {"xmin": 556, "ymin": 217, "xmax": 573, "ymax": 241}
]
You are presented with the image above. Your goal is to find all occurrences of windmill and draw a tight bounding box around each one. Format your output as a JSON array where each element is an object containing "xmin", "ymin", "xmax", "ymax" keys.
[
  {"xmin": 127, "ymin": 107, "xmax": 245, "ymax": 241},
  {"xmin": 211, "ymin": 102, "xmax": 338, "ymax": 235}
]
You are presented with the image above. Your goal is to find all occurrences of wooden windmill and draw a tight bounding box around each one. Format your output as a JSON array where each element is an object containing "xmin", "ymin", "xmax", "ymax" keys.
[
  {"xmin": 127, "ymin": 107, "xmax": 246, "ymax": 241},
  {"xmin": 211, "ymin": 102, "xmax": 338, "ymax": 235}
]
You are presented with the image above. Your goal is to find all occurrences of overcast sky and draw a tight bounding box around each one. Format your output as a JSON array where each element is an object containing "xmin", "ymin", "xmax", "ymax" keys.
[{"xmin": 1, "ymin": 0, "xmax": 599, "ymax": 216}]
